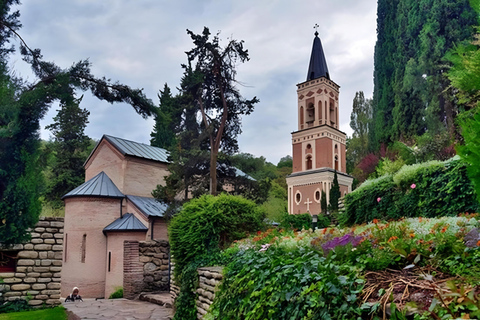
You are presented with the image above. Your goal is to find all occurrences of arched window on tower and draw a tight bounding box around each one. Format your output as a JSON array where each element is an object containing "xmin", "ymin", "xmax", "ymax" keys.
[
  {"xmin": 300, "ymin": 106, "xmax": 304, "ymax": 129},
  {"xmin": 334, "ymin": 155, "xmax": 339, "ymax": 171},
  {"xmin": 306, "ymin": 155, "xmax": 312, "ymax": 170},
  {"xmin": 306, "ymin": 103, "xmax": 315, "ymax": 127},
  {"xmin": 318, "ymin": 101, "xmax": 323, "ymax": 123}
]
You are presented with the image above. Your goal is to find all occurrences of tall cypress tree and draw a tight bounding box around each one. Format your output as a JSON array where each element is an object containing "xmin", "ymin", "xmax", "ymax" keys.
[
  {"xmin": 150, "ymin": 84, "xmax": 178, "ymax": 149},
  {"xmin": 328, "ymin": 171, "xmax": 341, "ymax": 212},
  {"xmin": 371, "ymin": 0, "xmax": 477, "ymax": 149}
]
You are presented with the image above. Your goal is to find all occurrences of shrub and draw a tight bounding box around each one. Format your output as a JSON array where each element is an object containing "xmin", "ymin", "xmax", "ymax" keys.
[
  {"xmin": 108, "ymin": 287, "xmax": 123, "ymax": 299},
  {"xmin": 169, "ymin": 194, "xmax": 265, "ymax": 280},
  {"xmin": 279, "ymin": 212, "xmax": 311, "ymax": 230},
  {"xmin": 169, "ymin": 194, "xmax": 266, "ymax": 320},
  {"xmin": 342, "ymin": 158, "xmax": 479, "ymax": 225}
]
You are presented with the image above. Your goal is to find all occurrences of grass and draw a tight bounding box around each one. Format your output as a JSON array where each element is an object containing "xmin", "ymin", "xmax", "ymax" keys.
[{"xmin": 0, "ymin": 306, "xmax": 67, "ymax": 320}]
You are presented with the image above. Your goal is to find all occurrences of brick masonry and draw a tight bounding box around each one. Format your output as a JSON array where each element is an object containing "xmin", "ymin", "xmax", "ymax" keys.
[
  {"xmin": 123, "ymin": 240, "xmax": 170, "ymax": 299},
  {"xmin": 0, "ymin": 217, "xmax": 64, "ymax": 307}
]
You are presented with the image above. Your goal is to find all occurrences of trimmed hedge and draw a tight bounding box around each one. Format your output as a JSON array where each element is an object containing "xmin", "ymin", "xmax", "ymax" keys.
[{"xmin": 342, "ymin": 157, "xmax": 480, "ymax": 225}]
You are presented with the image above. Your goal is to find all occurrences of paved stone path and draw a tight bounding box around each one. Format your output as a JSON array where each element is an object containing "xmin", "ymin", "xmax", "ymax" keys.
[{"xmin": 63, "ymin": 297, "xmax": 173, "ymax": 320}]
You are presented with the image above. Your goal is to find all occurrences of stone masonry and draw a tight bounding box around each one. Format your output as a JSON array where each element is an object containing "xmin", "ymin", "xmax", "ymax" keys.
[
  {"xmin": 196, "ymin": 267, "xmax": 223, "ymax": 320},
  {"xmin": 0, "ymin": 217, "xmax": 64, "ymax": 307},
  {"xmin": 123, "ymin": 240, "xmax": 170, "ymax": 299}
]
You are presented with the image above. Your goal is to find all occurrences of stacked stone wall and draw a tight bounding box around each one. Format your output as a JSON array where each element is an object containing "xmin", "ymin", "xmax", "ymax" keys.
[
  {"xmin": 123, "ymin": 240, "xmax": 170, "ymax": 299},
  {"xmin": 0, "ymin": 217, "xmax": 64, "ymax": 307},
  {"xmin": 196, "ymin": 267, "xmax": 223, "ymax": 320},
  {"xmin": 139, "ymin": 240, "xmax": 170, "ymax": 292},
  {"xmin": 169, "ymin": 261, "xmax": 179, "ymax": 301}
]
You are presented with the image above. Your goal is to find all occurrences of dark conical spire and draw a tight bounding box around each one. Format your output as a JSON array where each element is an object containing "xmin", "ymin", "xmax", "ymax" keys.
[{"xmin": 306, "ymin": 30, "xmax": 330, "ymax": 81}]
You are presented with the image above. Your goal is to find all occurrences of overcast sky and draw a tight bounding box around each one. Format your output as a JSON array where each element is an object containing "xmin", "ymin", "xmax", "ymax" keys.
[{"xmin": 10, "ymin": 0, "xmax": 377, "ymax": 165}]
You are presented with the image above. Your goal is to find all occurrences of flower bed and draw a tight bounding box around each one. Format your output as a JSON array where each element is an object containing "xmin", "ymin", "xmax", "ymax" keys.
[{"xmin": 206, "ymin": 214, "xmax": 480, "ymax": 319}]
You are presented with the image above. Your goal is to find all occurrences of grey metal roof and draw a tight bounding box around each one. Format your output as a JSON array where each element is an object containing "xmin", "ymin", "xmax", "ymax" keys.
[
  {"xmin": 234, "ymin": 168, "xmax": 256, "ymax": 181},
  {"xmin": 127, "ymin": 195, "xmax": 167, "ymax": 218},
  {"xmin": 307, "ymin": 32, "xmax": 330, "ymax": 81},
  {"xmin": 84, "ymin": 135, "xmax": 169, "ymax": 167},
  {"xmin": 104, "ymin": 135, "xmax": 169, "ymax": 163},
  {"xmin": 103, "ymin": 213, "xmax": 148, "ymax": 234},
  {"xmin": 62, "ymin": 171, "xmax": 124, "ymax": 199}
]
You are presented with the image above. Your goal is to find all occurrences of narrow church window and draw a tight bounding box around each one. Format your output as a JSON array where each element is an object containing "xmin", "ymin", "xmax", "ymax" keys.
[
  {"xmin": 335, "ymin": 156, "xmax": 339, "ymax": 171},
  {"xmin": 315, "ymin": 190, "xmax": 320, "ymax": 202},
  {"xmin": 108, "ymin": 252, "xmax": 111, "ymax": 272},
  {"xmin": 81, "ymin": 234, "xmax": 86, "ymax": 263},
  {"xmin": 295, "ymin": 192, "xmax": 302, "ymax": 205},
  {"xmin": 306, "ymin": 144, "xmax": 311, "ymax": 150},
  {"xmin": 306, "ymin": 156, "xmax": 312, "ymax": 170},
  {"xmin": 300, "ymin": 106, "xmax": 304, "ymax": 126}
]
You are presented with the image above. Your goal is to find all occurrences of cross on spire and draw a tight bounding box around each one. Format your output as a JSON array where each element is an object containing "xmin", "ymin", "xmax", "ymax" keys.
[{"xmin": 314, "ymin": 23, "xmax": 319, "ymax": 37}]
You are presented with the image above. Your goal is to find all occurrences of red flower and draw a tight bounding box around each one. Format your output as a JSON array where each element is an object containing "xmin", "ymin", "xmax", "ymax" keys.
[{"xmin": 373, "ymin": 219, "xmax": 379, "ymax": 224}]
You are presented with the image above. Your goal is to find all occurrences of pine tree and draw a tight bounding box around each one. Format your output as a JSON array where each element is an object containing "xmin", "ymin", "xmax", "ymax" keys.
[
  {"xmin": 45, "ymin": 96, "xmax": 91, "ymax": 206},
  {"xmin": 150, "ymin": 84, "xmax": 178, "ymax": 149}
]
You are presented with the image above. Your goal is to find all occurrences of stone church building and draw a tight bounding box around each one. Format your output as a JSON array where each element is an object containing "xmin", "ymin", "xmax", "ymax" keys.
[
  {"xmin": 61, "ymin": 134, "xmax": 170, "ymax": 298},
  {"xmin": 286, "ymin": 31, "xmax": 353, "ymax": 215}
]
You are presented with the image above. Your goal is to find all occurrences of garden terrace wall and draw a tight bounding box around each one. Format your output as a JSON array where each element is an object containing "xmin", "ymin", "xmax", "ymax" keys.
[
  {"xmin": 196, "ymin": 267, "xmax": 223, "ymax": 320},
  {"xmin": 123, "ymin": 240, "xmax": 170, "ymax": 299},
  {"xmin": 0, "ymin": 217, "xmax": 64, "ymax": 307}
]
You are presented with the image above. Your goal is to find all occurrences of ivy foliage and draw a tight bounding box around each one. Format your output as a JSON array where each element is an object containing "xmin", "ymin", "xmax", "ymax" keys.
[
  {"xmin": 207, "ymin": 246, "xmax": 364, "ymax": 320},
  {"xmin": 342, "ymin": 157, "xmax": 479, "ymax": 225}
]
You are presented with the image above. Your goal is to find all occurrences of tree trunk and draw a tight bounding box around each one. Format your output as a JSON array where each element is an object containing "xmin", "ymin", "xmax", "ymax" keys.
[{"xmin": 210, "ymin": 146, "xmax": 218, "ymax": 196}]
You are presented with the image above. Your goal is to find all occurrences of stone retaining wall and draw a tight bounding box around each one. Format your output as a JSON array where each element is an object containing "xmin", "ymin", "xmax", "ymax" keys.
[
  {"xmin": 0, "ymin": 217, "xmax": 64, "ymax": 307},
  {"xmin": 196, "ymin": 267, "xmax": 223, "ymax": 320},
  {"xmin": 123, "ymin": 240, "xmax": 170, "ymax": 299},
  {"xmin": 139, "ymin": 240, "xmax": 170, "ymax": 292}
]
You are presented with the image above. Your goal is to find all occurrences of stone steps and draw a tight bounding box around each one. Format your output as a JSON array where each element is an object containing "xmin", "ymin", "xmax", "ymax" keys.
[{"xmin": 138, "ymin": 292, "xmax": 173, "ymax": 309}]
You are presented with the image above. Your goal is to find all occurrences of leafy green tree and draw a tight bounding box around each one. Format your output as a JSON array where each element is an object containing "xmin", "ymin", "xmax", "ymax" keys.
[
  {"xmin": 277, "ymin": 155, "xmax": 293, "ymax": 169},
  {"xmin": 184, "ymin": 27, "xmax": 258, "ymax": 195},
  {"xmin": 348, "ymin": 91, "xmax": 372, "ymax": 173},
  {"xmin": 0, "ymin": 1, "xmax": 155, "ymax": 244},
  {"xmin": 44, "ymin": 96, "xmax": 91, "ymax": 207},
  {"xmin": 328, "ymin": 171, "xmax": 340, "ymax": 212}
]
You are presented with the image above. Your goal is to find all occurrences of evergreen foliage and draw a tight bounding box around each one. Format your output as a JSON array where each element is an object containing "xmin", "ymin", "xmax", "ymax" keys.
[
  {"xmin": 44, "ymin": 96, "xmax": 91, "ymax": 207},
  {"xmin": 0, "ymin": 2, "xmax": 155, "ymax": 244},
  {"xmin": 321, "ymin": 190, "xmax": 327, "ymax": 213},
  {"xmin": 328, "ymin": 171, "xmax": 341, "ymax": 212},
  {"xmin": 342, "ymin": 157, "xmax": 479, "ymax": 225},
  {"xmin": 150, "ymin": 84, "xmax": 178, "ymax": 149},
  {"xmin": 182, "ymin": 27, "xmax": 259, "ymax": 195},
  {"xmin": 371, "ymin": 0, "xmax": 477, "ymax": 149}
]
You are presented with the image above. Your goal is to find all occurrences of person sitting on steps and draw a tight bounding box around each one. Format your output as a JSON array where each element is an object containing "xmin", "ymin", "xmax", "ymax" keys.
[{"xmin": 65, "ymin": 287, "xmax": 83, "ymax": 302}]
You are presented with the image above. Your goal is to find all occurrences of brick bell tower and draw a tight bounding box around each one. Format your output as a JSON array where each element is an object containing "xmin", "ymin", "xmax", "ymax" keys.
[{"xmin": 286, "ymin": 28, "xmax": 353, "ymax": 215}]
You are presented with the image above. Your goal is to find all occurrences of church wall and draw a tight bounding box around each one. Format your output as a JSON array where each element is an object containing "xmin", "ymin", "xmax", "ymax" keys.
[
  {"xmin": 292, "ymin": 143, "xmax": 303, "ymax": 173},
  {"xmin": 104, "ymin": 232, "xmax": 146, "ymax": 298},
  {"xmin": 315, "ymin": 138, "xmax": 332, "ymax": 168},
  {"xmin": 62, "ymin": 197, "xmax": 122, "ymax": 298},
  {"xmin": 123, "ymin": 157, "xmax": 169, "ymax": 197},
  {"xmin": 151, "ymin": 219, "xmax": 168, "ymax": 241},
  {"xmin": 292, "ymin": 184, "xmax": 324, "ymax": 215},
  {"xmin": 84, "ymin": 140, "xmax": 125, "ymax": 190},
  {"xmin": 340, "ymin": 144, "xmax": 347, "ymax": 172}
]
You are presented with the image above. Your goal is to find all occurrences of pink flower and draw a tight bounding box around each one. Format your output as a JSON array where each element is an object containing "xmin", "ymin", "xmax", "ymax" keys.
[
  {"xmin": 377, "ymin": 197, "xmax": 381, "ymax": 203},
  {"xmin": 411, "ymin": 184, "xmax": 416, "ymax": 189}
]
